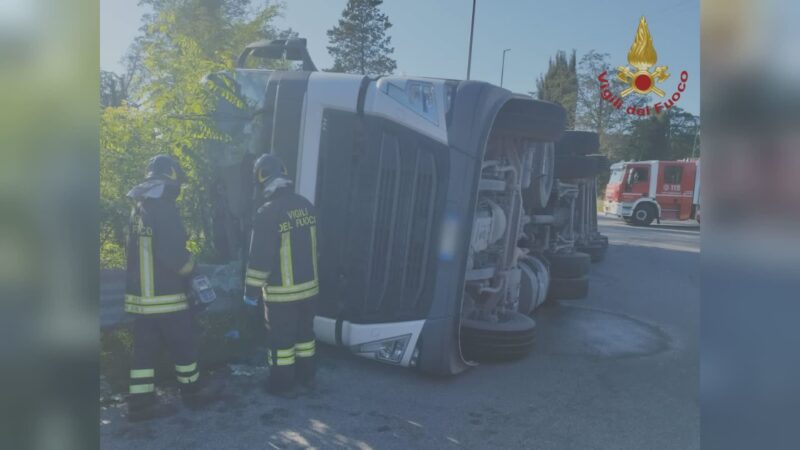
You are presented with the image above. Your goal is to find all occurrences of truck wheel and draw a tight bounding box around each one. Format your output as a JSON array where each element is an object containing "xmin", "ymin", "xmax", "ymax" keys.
[
  {"xmin": 554, "ymin": 155, "xmax": 604, "ymax": 179},
  {"xmin": 518, "ymin": 256, "xmax": 549, "ymax": 315},
  {"xmin": 555, "ymin": 131, "xmax": 599, "ymax": 156},
  {"xmin": 585, "ymin": 154, "xmax": 610, "ymax": 173},
  {"xmin": 493, "ymin": 99, "xmax": 567, "ymax": 142},
  {"xmin": 546, "ymin": 251, "xmax": 590, "ymax": 279},
  {"xmin": 578, "ymin": 244, "xmax": 607, "ymax": 263},
  {"xmin": 460, "ymin": 312, "xmax": 537, "ymax": 361},
  {"xmin": 547, "ymin": 276, "xmax": 590, "ymax": 300},
  {"xmin": 632, "ymin": 204, "xmax": 656, "ymax": 226}
]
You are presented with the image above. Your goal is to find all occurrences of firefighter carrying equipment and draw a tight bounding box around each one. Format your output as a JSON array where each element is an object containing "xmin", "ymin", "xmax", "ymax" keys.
[{"xmin": 245, "ymin": 156, "xmax": 318, "ymax": 392}]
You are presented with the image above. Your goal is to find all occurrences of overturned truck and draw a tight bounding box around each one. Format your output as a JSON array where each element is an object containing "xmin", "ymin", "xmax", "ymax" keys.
[{"xmin": 206, "ymin": 39, "xmax": 607, "ymax": 375}]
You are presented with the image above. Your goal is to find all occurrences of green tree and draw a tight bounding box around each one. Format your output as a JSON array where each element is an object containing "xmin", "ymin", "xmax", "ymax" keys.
[
  {"xmin": 576, "ymin": 51, "xmax": 628, "ymax": 142},
  {"xmin": 619, "ymin": 113, "xmax": 671, "ymax": 161},
  {"xmin": 667, "ymin": 106, "xmax": 700, "ymax": 159},
  {"xmin": 326, "ymin": 0, "xmax": 397, "ymax": 75},
  {"xmin": 535, "ymin": 50, "xmax": 578, "ymax": 128},
  {"xmin": 100, "ymin": 0, "xmax": 289, "ymax": 267}
]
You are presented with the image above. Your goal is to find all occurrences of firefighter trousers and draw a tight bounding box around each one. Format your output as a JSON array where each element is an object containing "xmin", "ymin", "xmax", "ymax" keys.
[
  {"xmin": 129, "ymin": 309, "xmax": 201, "ymax": 406},
  {"xmin": 265, "ymin": 297, "xmax": 316, "ymax": 392}
]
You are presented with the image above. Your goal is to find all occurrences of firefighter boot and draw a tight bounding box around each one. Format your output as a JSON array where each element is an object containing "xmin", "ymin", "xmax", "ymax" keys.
[
  {"xmin": 127, "ymin": 393, "xmax": 178, "ymax": 422},
  {"xmin": 180, "ymin": 374, "xmax": 224, "ymax": 409}
]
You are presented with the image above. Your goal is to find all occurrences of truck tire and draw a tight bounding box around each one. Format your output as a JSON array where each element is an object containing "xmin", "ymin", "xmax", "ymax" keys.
[
  {"xmin": 555, "ymin": 131, "xmax": 600, "ymax": 156},
  {"xmin": 546, "ymin": 251, "xmax": 590, "ymax": 279},
  {"xmin": 585, "ymin": 154, "xmax": 610, "ymax": 173},
  {"xmin": 493, "ymin": 99, "xmax": 567, "ymax": 142},
  {"xmin": 517, "ymin": 256, "xmax": 549, "ymax": 315},
  {"xmin": 554, "ymin": 155, "xmax": 602, "ymax": 179},
  {"xmin": 460, "ymin": 312, "xmax": 537, "ymax": 361},
  {"xmin": 547, "ymin": 276, "xmax": 590, "ymax": 300},
  {"xmin": 631, "ymin": 203, "xmax": 657, "ymax": 226},
  {"xmin": 578, "ymin": 244, "xmax": 607, "ymax": 263}
]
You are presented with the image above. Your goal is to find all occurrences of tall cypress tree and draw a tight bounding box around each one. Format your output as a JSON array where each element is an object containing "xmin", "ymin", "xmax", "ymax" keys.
[
  {"xmin": 535, "ymin": 50, "xmax": 578, "ymax": 128},
  {"xmin": 326, "ymin": 0, "xmax": 397, "ymax": 76}
]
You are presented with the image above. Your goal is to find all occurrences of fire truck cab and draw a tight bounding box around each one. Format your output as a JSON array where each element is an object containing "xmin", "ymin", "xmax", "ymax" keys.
[{"xmin": 604, "ymin": 159, "xmax": 700, "ymax": 226}]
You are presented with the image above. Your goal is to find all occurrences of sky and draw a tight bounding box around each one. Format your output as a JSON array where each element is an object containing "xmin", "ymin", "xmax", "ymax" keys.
[{"xmin": 101, "ymin": 0, "xmax": 699, "ymax": 114}]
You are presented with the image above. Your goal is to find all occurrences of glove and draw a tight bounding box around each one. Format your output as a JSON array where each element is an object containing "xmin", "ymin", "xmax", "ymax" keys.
[{"xmin": 243, "ymin": 295, "xmax": 259, "ymax": 307}]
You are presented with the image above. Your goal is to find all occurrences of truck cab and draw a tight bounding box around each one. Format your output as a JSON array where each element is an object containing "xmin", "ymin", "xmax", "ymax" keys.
[{"xmin": 605, "ymin": 160, "xmax": 700, "ymax": 225}]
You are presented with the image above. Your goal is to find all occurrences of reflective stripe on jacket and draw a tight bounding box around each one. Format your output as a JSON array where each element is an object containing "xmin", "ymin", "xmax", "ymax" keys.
[{"xmin": 245, "ymin": 189, "xmax": 319, "ymax": 303}]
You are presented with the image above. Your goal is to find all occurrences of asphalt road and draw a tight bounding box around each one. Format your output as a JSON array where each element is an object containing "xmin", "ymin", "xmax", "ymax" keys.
[{"xmin": 100, "ymin": 216, "xmax": 700, "ymax": 450}]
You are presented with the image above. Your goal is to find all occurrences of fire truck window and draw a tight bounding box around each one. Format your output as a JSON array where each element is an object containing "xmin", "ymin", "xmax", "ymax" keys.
[
  {"xmin": 664, "ymin": 166, "xmax": 683, "ymax": 184},
  {"xmin": 628, "ymin": 167, "xmax": 648, "ymax": 184}
]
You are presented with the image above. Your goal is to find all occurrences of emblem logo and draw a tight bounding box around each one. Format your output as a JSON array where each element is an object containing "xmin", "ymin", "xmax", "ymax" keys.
[
  {"xmin": 597, "ymin": 16, "xmax": 689, "ymax": 117},
  {"xmin": 617, "ymin": 17, "xmax": 669, "ymax": 97}
]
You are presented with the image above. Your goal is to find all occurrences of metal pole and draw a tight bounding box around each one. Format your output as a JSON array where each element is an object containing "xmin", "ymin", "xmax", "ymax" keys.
[
  {"xmin": 467, "ymin": 0, "xmax": 476, "ymax": 80},
  {"xmin": 691, "ymin": 122, "xmax": 700, "ymax": 159},
  {"xmin": 500, "ymin": 48, "xmax": 510, "ymax": 87}
]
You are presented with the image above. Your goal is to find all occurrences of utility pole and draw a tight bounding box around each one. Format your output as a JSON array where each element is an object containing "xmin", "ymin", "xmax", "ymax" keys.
[
  {"xmin": 500, "ymin": 48, "xmax": 511, "ymax": 87},
  {"xmin": 467, "ymin": 0, "xmax": 476, "ymax": 80}
]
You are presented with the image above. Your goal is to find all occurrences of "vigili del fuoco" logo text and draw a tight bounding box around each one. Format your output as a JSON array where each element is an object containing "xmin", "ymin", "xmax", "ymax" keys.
[{"xmin": 598, "ymin": 16, "xmax": 689, "ymax": 117}]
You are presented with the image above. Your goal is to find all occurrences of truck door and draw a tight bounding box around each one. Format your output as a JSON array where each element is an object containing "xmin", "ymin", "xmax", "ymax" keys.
[
  {"xmin": 622, "ymin": 164, "xmax": 650, "ymax": 203},
  {"xmin": 680, "ymin": 163, "xmax": 697, "ymax": 220},
  {"xmin": 656, "ymin": 163, "xmax": 695, "ymax": 220}
]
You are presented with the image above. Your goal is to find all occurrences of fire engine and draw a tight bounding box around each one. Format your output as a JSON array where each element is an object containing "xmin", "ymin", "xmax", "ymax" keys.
[{"xmin": 604, "ymin": 159, "xmax": 700, "ymax": 226}]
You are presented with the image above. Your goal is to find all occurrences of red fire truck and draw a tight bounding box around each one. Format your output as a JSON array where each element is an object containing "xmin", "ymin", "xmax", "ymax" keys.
[{"xmin": 604, "ymin": 159, "xmax": 700, "ymax": 226}]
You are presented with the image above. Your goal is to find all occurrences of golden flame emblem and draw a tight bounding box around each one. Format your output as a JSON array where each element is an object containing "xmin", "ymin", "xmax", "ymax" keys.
[{"xmin": 617, "ymin": 17, "xmax": 670, "ymax": 97}]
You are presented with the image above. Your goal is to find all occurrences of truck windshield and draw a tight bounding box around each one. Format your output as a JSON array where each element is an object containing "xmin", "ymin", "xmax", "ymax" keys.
[{"xmin": 609, "ymin": 169, "xmax": 624, "ymax": 183}]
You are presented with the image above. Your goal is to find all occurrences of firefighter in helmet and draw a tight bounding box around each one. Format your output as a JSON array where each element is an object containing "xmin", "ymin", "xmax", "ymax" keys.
[
  {"xmin": 244, "ymin": 153, "xmax": 318, "ymax": 394},
  {"xmin": 124, "ymin": 154, "xmax": 222, "ymax": 421}
]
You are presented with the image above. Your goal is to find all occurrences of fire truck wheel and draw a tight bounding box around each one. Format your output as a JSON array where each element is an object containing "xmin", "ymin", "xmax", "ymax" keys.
[
  {"xmin": 546, "ymin": 251, "xmax": 591, "ymax": 279},
  {"xmin": 555, "ymin": 131, "xmax": 600, "ymax": 156},
  {"xmin": 554, "ymin": 155, "xmax": 603, "ymax": 179},
  {"xmin": 547, "ymin": 276, "xmax": 590, "ymax": 300},
  {"xmin": 460, "ymin": 312, "xmax": 537, "ymax": 361},
  {"xmin": 632, "ymin": 204, "xmax": 657, "ymax": 226}
]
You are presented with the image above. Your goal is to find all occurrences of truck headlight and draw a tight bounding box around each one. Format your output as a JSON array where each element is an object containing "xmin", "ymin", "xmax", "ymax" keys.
[{"xmin": 356, "ymin": 334, "xmax": 411, "ymax": 364}]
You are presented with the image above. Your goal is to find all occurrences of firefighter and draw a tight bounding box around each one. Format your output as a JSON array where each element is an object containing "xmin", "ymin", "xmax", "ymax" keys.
[
  {"xmin": 244, "ymin": 153, "xmax": 318, "ymax": 395},
  {"xmin": 124, "ymin": 154, "xmax": 222, "ymax": 421}
]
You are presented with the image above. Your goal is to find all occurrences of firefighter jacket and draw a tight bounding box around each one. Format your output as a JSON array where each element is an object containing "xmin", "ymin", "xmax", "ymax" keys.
[
  {"xmin": 125, "ymin": 198, "xmax": 195, "ymax": 314},
  {"xmin": 245, "ymin": 189, "xmax": 319, "ymax": 303}
]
